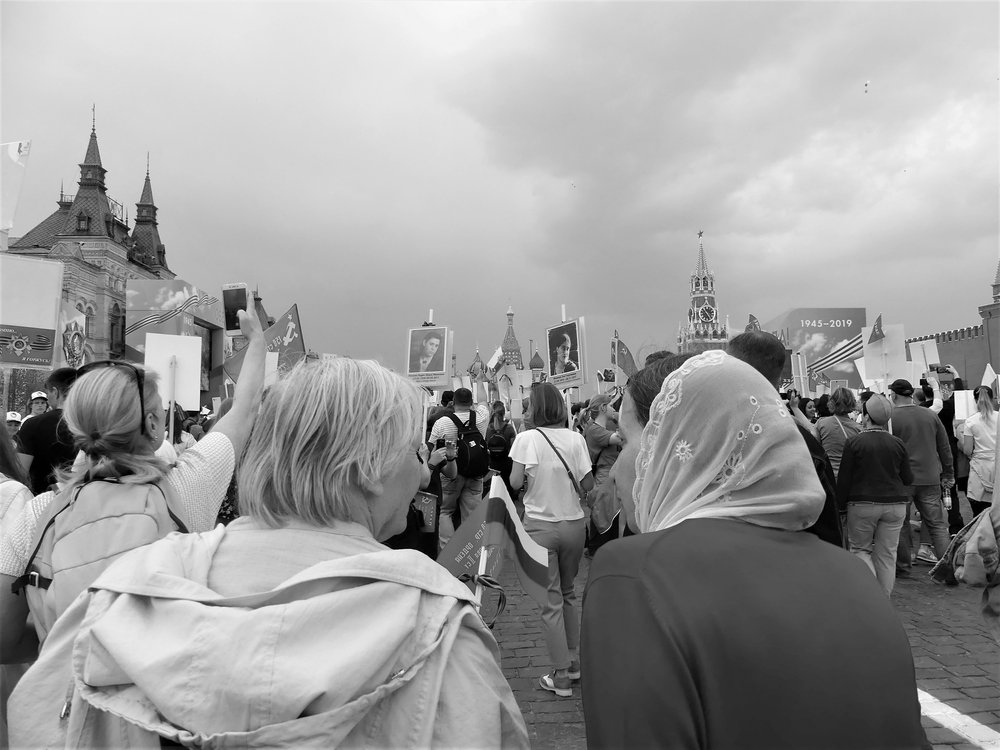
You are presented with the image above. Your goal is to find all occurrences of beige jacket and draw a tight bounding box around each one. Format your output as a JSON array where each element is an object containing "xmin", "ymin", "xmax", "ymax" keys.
[{"xmin": 10, "ymin": 520, "xmax": 528, "ymax": 748}]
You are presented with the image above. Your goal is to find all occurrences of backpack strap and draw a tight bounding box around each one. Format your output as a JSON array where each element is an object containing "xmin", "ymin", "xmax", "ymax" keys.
[
  {"xmin": 443, "ymin": 411, "xmax": 472, "ymax": 433},
  {"xmin": 11, "ymin": 485, "xmax": 84, "ymax": 594}
]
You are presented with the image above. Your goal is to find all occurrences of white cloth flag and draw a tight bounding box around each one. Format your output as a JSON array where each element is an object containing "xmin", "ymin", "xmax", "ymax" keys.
[
  {"xmin": 1, "ymin": 141, "xmax": 31, "ymax": 231},
  {"xmin": 982, "ymin": 363, "xmax": 998, "ymax": 389}
]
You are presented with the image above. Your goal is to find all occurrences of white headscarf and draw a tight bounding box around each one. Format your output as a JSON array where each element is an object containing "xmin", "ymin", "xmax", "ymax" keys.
[{"xmin": 633, "ymin": 351, "xmax": 825, "ymax": 534}]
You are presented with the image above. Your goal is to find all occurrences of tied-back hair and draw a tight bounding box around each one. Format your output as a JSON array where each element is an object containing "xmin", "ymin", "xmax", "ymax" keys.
[
  {"xmin": 530, "ymin": 383, "xmax": 568, "ymax": 428},
  {"xmin": 975, "ymin": 385, "xmax": 996, "ymax": 421},
  {"xmin": 237, "ymin": 357, "xmax": 424, "ymax": 529},
  {"xmin": 587, "ymin": 394, "xmax": 614, "ymax": 419},
  {"xmin": 491, "ymin": 401, "xmax": 506, "ymax": 431},
  {"xmin": 60, "ymin": 366, "xmax": 168, "ymax": 493}
]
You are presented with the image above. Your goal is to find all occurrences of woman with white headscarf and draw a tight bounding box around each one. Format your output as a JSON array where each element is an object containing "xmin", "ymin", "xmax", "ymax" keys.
[{"xmin": 581, "ymin": 351, "xmax": 927, "ymax": 749}]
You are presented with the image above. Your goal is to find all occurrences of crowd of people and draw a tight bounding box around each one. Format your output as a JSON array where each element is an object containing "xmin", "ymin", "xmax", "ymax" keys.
[{"xmin": 0, "ymin": 321, "xmax": 996, "ymax": 748}]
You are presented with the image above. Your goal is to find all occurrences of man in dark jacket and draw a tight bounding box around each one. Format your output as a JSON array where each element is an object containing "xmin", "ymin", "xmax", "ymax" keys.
[
  {"xmin": 15, "ymin": 367, "xmax": 78, "ymax": 494},
  {"xmin": 889, "ymin": 378, "xmax": 954, "ymax": 574}
]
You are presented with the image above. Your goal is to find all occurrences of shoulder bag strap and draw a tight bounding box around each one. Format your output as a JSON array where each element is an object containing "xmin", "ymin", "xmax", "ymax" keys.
[
  {"xmin": 535, "ymin": 428, "xmax": 585, "ymax": 499},
  {"xmin": 836, "ymin": 416, "xmax": 849, "ymax": 439}
]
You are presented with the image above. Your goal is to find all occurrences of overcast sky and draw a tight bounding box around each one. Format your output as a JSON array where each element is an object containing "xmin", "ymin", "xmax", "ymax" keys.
[{"xmin": 3, "ymin": 1, "xmax": 997, "ymax": 375}]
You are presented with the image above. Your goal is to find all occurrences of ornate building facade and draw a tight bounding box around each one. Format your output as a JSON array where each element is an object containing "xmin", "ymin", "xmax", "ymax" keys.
[
  {"xmin": 9, "ymin": 124, "xmax": 175, "ymax": 362},
  {"xmin": 677, "ymin": 232, "xmax": 729, "ymax": 354}
]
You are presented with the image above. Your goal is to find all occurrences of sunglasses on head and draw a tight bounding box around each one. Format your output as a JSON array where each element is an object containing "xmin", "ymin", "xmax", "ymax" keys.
[{"xmin": 76, "ymin": 360, "xmax": 148, "ymax": 436}]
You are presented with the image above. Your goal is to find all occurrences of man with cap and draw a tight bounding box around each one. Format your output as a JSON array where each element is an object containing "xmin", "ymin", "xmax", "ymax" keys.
[
  {"xmin": 887, "ymin": 378, "xmax": 954, "ymax": 575},
  {"xmin": 20, "ymin": 391, "xmax": 49, "ymax": 423},
  {"xmin": 836, "ymin": 394, "xmax": 913, "ymax": 595},
  {"xmin": 15, "ymin": 368, "xmax": 79, "ymax": 494},
  {"xmin": 428, "ymin": 387, "xmax": 490, "ymax": 551}
]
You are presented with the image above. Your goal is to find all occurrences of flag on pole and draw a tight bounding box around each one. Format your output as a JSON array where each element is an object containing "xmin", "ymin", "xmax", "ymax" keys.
[
  {"xmin": 868, "ymin": 313, "xmax": 885, "ymax": 344},
  {"xmin": 1, "ymin": 141, "xmax": 31, "ymax": 231},
  {"xmin": 224, "ymin": 304, "xmax": 306, "ymax": 381},
  {"xmin": 486, "ymin": 346, "xmax": 503, "ymax": 372},
  {"xmin": 612, "ymin": 331, "xmax": 638, "ymax": 378},
  {"xmin": 745, "ymin": 314, "xmax": 762, "ymax": 332},
  {"xmin": 439, "ymin": 476, "xmax": 549, "ymax": 609}
]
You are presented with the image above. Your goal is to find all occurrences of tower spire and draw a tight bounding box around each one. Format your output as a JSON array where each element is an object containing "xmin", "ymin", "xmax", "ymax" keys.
[
  {"xmin": 695, "ymin": 230, "xmax": 709, "ymax": 275},
  {"xmin": 92, "ymin": 103, "xmax": 96, "ymax": 133}
]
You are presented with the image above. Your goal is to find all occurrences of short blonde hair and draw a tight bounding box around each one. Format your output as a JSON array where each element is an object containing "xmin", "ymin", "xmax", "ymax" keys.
[
  {"xmin": 238, "ymin": 357, "xmax": 425, "ymax": 528},
  {"xmin": 61, "ymin": 366, "xmax": 168, "ymax": 492}
]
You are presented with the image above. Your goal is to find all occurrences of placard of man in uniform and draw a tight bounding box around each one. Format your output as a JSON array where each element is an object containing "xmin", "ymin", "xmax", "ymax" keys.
[{"xmin": 408, "ymin": 328, "xmax": 446, "ymax": 374}]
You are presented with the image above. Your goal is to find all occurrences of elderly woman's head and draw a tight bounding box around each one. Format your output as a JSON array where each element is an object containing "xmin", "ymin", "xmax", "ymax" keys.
[
  {"xmin": 613, "ymin": 352, "xmax": 823, "ymax": 535},
  {"xmin": 62, "ymin": 362, "xmax": 168, "ymax": 490},
  {"xmin": 237, "ymin": 357, "xmax": 426, "ymax": 540}
]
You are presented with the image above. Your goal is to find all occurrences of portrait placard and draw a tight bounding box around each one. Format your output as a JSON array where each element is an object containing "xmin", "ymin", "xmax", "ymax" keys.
[
  {"xmin": 406, "ymin": 326, "xmax": 450, "ymax": 387},
  {"xmin": 545, "ymin": 318, "xmax": 586, "ymax": 390}
]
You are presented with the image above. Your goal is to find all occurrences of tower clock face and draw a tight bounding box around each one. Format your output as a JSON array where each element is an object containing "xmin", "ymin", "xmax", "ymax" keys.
[{"xmin": 699, "ymin": 304, "xmax": 716, "ymax": 323}]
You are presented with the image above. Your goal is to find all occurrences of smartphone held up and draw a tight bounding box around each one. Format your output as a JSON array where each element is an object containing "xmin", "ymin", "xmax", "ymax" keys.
[{"xmin": 222, "ymin": 282, "xmax": 248, "ymax": 336}]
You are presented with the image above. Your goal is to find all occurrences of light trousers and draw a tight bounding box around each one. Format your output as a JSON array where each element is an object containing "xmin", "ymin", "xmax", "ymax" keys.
[
  {"xmin": 524, "ymin": 516, "xmax": 586, "ymax": 670},
  {"xmin": 847, "ymin": 502, "xmax": 907, "ymax": 595}
]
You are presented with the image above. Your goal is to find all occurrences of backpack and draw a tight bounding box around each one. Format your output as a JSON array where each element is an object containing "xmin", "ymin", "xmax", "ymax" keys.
[
  {"xmin": 443, "ymin": 412, "xmax": 490, "ymax": 478},
  {"xmin": 12, "ymin": 478, "xmax": 188, "ymax": 644},
  {"xmin": 485, "ymin": 422, "xmax": 515, "ymax": 458}
]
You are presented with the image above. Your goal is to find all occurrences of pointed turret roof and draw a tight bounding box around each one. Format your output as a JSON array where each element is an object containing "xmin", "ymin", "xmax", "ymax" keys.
[
  {"xmin": 529, "ymin": 350, "xmax": 545, "ymax": 371},
  {"xmin": 58, "ymin": 124, "xmax": 115, "ymax": 237},
  {"xmin": 131, "ymin": 159, "xmax": 169, "ymax": 270},
  {"xmin": 83, "ymin": 127, "xmax": 103, "ymax": 168},
  {"xmin": 993, "ymin": 250, "xmax": 1000, "ymax": 302},
  {"xmin": 500, "ymin": 305, "xmax": 524, "ymax": 369},
  {"xmin": 694, "ymin": 230, "xmax": 710, "ymax": 276},
  {"xmin": 467, "ymin": 349, "xmax": 484, "ymax": 376},
  {"xmin": 139, "ymin": 168, "xmax": 154, "ymax": 205}
]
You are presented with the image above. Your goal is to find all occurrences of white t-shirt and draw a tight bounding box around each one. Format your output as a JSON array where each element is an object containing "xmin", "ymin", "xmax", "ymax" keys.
[
  {"xmin": 429, "ymin": 405, "xmax": 491, "ymax": 442},
  {"xmin": 0, "ymin": 431, "xmax": 235, "ymax": 577},
  {"xmin": 509, "ymin": 427, "xmax": 591, "ymax": 522}
]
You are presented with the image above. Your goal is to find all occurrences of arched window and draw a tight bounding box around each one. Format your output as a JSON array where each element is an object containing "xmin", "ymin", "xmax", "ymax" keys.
[{"xmin": 84, "ymin": 306, "xmax": 95, "ymax": 338}]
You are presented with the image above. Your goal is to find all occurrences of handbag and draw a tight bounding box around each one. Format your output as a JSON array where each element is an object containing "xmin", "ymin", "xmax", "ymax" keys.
[{"xmin": 535, "ymin": 428, "xmax": 588, "ymax": 504}]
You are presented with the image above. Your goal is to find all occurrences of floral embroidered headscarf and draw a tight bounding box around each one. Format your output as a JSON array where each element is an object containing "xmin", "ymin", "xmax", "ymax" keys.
[{"xmin": 633, "ymin": 351, "xmax": 825, "ymax": 534}]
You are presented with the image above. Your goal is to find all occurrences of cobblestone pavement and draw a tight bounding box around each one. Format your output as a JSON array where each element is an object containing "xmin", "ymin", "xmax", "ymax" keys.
[{"xmin": 490, "ymin": 549, "xmax": 1000, "ymax": 749}]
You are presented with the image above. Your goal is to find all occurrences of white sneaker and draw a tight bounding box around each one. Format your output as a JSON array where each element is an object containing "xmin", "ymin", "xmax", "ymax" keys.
[{"xmin": 915, "ymin": 544, "xmax": 938, "ymax": 564}]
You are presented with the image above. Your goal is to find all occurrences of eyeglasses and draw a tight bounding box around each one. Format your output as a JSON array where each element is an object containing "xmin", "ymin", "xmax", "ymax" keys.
[{"xmin": 77, "ymin": 360, "xmax": 148, "ymax": 436}]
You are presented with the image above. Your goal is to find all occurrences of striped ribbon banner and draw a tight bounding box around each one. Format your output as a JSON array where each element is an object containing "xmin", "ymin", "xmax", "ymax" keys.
[
  {"xmin": 807, "ymin": 333, "xmax": 864, "ymax": 373},
  {"xmin": 125, "ymin": 293, "xmax": 219, "ymax": 335}
]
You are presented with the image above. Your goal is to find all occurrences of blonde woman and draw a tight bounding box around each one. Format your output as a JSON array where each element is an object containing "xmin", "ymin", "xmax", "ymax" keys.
[
  {"xmin": 0, "ymin": 310, "xmax": 266, "ymax": 660},
  {"xmin": 959, "ymin": 385, "xmax": 997, "ymax": 515},
  {"xmin": 10, "ymin": 357, "xmax": 527, "ymax": 749}
]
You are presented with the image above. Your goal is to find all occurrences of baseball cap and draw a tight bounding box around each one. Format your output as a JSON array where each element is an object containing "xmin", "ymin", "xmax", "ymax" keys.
[
  {"xmin": 30, "ymin": 391, "xmax": 48, "ymax": 401},
  {"xmin": 5, "ymin": 411, "xmax": 21, "ymax": 423},
  {"xmin": 888, "ymin": 379, "xmax": 914, "ymax": 397},
  {"xmin": 863, "ymin": 394, "xmax": 893, "ymax": 426}
]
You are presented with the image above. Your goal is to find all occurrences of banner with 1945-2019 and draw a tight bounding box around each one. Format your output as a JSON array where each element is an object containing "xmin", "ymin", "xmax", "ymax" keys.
[{"xmin": 762, "ymin": 308, "xmax": 867, "ymax": 388}]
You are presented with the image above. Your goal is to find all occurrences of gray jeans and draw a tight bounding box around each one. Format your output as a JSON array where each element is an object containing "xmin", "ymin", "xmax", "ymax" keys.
[
  {"xmin": 896, "ymin": 484, "xmax": 950, "ymax": 569},
  {"xmin": 523, "ymin": 516, "xmax": 586, "ymax": 670},
  {"xmin": 847, "ymin": 502, "xmax": 907, "ymax": 595}
]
